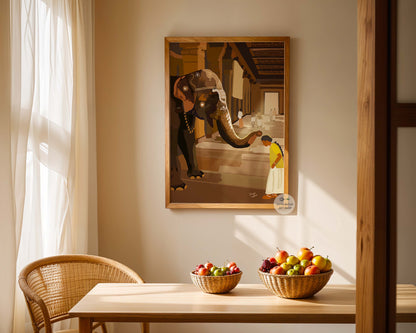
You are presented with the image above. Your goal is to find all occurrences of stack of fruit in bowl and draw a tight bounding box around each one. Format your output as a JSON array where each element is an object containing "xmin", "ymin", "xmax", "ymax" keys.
[
  {"xmin": 260, "ymin": 247, "xmax": 332, "ymax": 276},
  {"xmin": 192, "ymin": 261, "xmax": 241, "ymax": 276},
  {"xmin": 258, "ymin": 247, "xmax": 333, "ymax": 299},
  {"xmin": 191, "ymin": 261, "xmax": 242, "ymax": 294}
]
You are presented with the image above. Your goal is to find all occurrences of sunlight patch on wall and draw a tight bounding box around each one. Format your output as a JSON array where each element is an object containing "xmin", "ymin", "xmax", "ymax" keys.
[
  {"xmin": 233, "ymin": 214, "xmax": 300, "ymax": 258},
  {"xmin": 233, "ymin": 172, "xmax": 356, "ymax": 284}
]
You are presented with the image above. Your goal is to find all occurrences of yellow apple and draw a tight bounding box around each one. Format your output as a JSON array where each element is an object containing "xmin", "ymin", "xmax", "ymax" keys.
[
  {"xmin": 286, "ymin": 255, "xmax": 300, "ymax": 266},
  {"xmin": 322, "ymin": 258, "xmax": 332, "ymax": 272},
  {"xmin": 311, "ymin": 255, "xmax": 327, "ymax": 271}
]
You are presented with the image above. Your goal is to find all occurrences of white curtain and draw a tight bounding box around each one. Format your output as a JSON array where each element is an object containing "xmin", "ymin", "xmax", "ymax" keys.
[{"xmin": 10, "ymin": 0, "xmax": 96, "ymax": 332}]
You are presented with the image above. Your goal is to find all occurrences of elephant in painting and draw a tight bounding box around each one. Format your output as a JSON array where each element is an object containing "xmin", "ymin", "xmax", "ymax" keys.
[{"xmin": 170, "ymin": 69, "xmax": 262, "ymax": 191}]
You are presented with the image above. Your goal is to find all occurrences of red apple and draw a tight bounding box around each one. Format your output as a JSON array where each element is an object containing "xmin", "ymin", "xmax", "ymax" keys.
[
  {"xmin": 297, "ymin": 247, "xmax": 314, "ymax": 261},
  {"xmin": 204, "ymin": 262, "xmax": 213, "ymax": 270},
  {"xmin": 270, "ymin": 265, "xmax": 285, "ymax": 275},
  {"xmin": 231, "ymin": 265, "xmax": 240, "ymax": 274},
  {"xmin": 304, "ymin": 265, "xmax": 321, "ymax": 275},
  {"xmin": 196, "ymin": 264, "xmax": 204, "ymax": 271},
  {"xmin": 198, "ymin": 267, "xmax": 209, "ymax": 276},
  {"xmin": 275, "ymin": 249, "xmax": 289, "ymax": 264},
  {"xmin": 268, "ymin": 257, "xmax": 277, "ymax": 265},
  {"xmin": 227, "ymin": 261, "xmax": 237, "ymax": 269}
]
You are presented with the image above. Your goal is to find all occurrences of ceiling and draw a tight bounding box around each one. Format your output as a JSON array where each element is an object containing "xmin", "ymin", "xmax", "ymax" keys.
[{"xmin": 235, "ymin": 42, "xmax": 285, "ymax": 86}]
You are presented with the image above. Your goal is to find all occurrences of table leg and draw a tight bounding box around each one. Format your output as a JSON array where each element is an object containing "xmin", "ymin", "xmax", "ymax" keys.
[
  {"xmin": 141, "ymin": 322, "xmax": 149, "ymax": 333},
  {"xmin": 79, "ymin": 317, "xmax": 92, "ymax": 333}
]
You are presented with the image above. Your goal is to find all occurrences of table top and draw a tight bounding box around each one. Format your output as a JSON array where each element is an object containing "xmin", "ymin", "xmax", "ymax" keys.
[{"xmin": 68, "ymin": 283, "xmax": 416, "ymax": 324}]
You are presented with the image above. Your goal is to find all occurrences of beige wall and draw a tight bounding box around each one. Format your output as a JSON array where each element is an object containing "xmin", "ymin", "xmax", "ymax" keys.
[
  {"xmin": 396, "ymin": 4, "xmax": 416, "ymax": 328},
  {"xmin": 397, "ymin": 128, "xmax": 416, "ymax": 333},
  {"xmin": 397, "ymin": 128, "xmax": 416, "ymax": 283},
  {"xmin": 395, "ymin": 2, "xmax": 416, "ymax": 329},
  {"xmin": 95, "ymin": 0, "xmax": 357, "ymax": 332},
  {"xmin": 0, "ymin": 0, "xmax": 15, "ymax": 331},
  {"xmin": 397, "ymin": 0, "xmax": 416, "ymax": 102}
]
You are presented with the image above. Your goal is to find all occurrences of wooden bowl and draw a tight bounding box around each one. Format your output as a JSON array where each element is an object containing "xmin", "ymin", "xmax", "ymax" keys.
[
  {"xmin": 258, "ymin": 269, "xmax": 333, "ymax": 299},
  {"xmin": 190, "ymin": 272, "xmax": 242, "ymax": 294}
]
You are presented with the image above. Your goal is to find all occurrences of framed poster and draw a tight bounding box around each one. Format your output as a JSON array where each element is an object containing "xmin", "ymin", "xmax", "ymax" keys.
[{"xmin": 165, "ymin": 37, "xmax": 290, "ymax": 209}]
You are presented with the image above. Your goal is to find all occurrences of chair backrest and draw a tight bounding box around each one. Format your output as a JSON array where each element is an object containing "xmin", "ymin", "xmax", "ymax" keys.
[{"xmin": 19, "ymin": 254, "xmax": 144, "ymax": 333}]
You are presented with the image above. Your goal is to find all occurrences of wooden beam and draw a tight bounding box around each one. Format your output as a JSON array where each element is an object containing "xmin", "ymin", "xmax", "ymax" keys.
[{"xmin": 357, "ymin": 0, "xmax": 394, "ymax": 332}]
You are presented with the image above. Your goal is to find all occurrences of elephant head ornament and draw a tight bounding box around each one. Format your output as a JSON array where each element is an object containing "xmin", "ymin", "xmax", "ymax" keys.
[{"xmin": 170, "ymin": 69, "xmax": 262, "ymax": 191}]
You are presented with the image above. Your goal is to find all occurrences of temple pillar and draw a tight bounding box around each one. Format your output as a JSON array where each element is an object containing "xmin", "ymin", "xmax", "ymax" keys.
[{"xmin": 179, "ymin": 42, "xmax": 207, "ymax": 139}]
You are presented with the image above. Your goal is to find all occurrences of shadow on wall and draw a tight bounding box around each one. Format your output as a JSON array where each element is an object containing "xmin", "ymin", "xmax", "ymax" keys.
[
  {"xmin": 233, "ymin": 210, "xmax": 355, "ymax": 284},
  {"xmin": 290, "ymin": 37, "xmax": 357, "ymax": 216},
  {"xmin": 95, "ymin": 0, "xmax": 146, "ymax": 276}
]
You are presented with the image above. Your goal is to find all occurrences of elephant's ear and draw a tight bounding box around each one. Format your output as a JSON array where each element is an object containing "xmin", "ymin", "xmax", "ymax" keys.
[{"xmin": 173, "ymin": 76, "xmax": 195, "ymax": 113}]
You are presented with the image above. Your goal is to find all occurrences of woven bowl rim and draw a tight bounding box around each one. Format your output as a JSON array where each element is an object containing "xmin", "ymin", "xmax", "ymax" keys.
[
  {"xmin": 258, "ymin": 268, "xmax": 333, "ymax": 279},
  {"xmin": 258, "ymin": 268, "xmax": 333, "ymax": 299}
]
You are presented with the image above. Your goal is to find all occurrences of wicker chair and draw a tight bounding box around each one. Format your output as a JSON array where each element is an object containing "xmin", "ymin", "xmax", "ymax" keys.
[{"xmin": 18, "ymin": 254, "xmax": 149, "ymax": 333}]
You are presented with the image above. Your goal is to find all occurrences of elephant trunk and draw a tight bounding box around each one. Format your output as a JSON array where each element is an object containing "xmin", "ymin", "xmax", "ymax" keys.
[
  {"xmin": 215, "ymin": 105, "xmax": 262, "ymax": 148},
  {"xmin": 193, "ymin": 74, "xmax": 261, "ymax": 148}
]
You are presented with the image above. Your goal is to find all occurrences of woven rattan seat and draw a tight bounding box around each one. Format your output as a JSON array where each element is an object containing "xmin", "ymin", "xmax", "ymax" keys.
[{"xmin": 19, "ymin": 254, "xmax": 149, "ymax": 333}]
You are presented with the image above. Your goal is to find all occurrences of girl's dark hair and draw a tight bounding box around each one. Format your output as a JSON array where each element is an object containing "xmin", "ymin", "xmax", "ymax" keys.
[
  {"xmin": 275, "ymin": 142, "xmax": 284, "ymax": 157},
  {"xmin": 261, "ymin": 135, "xmax": 272, "ymax": 142}
]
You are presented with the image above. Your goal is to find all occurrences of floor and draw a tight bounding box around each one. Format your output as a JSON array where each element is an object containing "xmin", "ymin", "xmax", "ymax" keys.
[{"xmin": 171, "ymin": 114, "xmax": 285, "ymax": 204}]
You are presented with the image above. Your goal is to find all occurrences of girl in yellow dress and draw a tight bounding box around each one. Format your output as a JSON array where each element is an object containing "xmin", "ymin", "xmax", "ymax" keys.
[{"xmin": 261, "ymin": 135, "xmax": 284, "ymax": 199}]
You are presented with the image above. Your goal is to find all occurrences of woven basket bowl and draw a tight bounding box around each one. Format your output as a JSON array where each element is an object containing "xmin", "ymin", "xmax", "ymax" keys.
[
  {"xmin": 258, "ymin": 269, "xmax": 333, "ymax": 299},
  {"xmin": 190, "ymin": 271, "xmax": 242, "ymax": 294}
]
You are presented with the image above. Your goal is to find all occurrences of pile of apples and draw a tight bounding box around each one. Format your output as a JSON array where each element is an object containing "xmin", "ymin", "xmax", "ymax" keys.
[
  {"xmin": 260, "ymin": 247, "xmax": 332, "ymax": 276},
  {"xmin": 192, "ymin": 261, "xmax": 241, "ymax": 276}
]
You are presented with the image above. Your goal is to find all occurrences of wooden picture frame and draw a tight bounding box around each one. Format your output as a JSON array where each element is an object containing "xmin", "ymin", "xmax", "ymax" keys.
[{"xmin": 165, "ymin": 37, "xmax": 290, "ymax": 209}]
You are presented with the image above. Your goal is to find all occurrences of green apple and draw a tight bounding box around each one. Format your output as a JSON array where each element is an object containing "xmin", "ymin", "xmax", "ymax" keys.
[
  {"xmin": 287, "ymin": 268, "xmax": 299, "ymax": 276},
  {"xmin": 322, "ymin": 258, "xmax": 332, "ymax": 272},
  {"xmin": 220, "ymin": 266, "xmax": 230, "ymax": 274},
  {"xmin": 300, "ymin": 259, "xmax": 311, "ymax": 268},
  {"xmin": 210, "ymin": 266, "xmax": 218, "ymax": 274},
  {"xmin": 293, "ymin": 264, "xmax": 305, "ymax": 275},
  {"xmin": 280, "ymin": 262, "xmax": 292, "ymax": 271}
]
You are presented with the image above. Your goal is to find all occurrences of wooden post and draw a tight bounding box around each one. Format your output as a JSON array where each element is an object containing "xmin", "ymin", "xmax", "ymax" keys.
[
  {"xmin": 356, "ymin": 0, "xmax": 394, "ymax": 332},
  {"xmin": 179, "ymin": 42, "xmax": 207, "ymax": 139}
]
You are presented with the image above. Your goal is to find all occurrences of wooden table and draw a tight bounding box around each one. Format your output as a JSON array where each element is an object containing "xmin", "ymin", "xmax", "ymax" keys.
[{"xmin": 69, "ymin": 283, "xmax": 416, "ymax": 332}]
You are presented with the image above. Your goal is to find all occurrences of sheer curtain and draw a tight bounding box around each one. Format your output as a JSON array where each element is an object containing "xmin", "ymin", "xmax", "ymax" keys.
[{"xmin": 10, "ymin": 0, "xmax": 96, "ymax": 331}]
